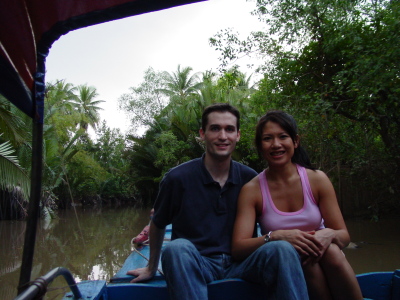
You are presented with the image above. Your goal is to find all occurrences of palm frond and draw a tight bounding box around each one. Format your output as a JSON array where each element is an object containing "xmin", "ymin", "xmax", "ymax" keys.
[
  {"xmin": 0, "ymin": 95, "xmax": 29, "ymax": 146},
  {"xmin": 0, "ymin": 140, "xmax": 30, "ymax": 200}
]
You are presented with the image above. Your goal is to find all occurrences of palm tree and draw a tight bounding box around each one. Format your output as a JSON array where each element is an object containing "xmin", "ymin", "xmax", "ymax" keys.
[
  {"xmin": 0, "ymin": 137, "xmax": 30, "ymax": 202},
  {"xmin": 158, "ymin": 65, "xmax": 203, "ymax": 105},
  {"xmin": 45, "ymin": 80, "xmax": 77, "ymax": 115},
  {"xmin": 73, "ymin": 84, "xmax": 105, "ymax": 131},
  {"xmin": 0, "ymin": 95, "xmax": 31, "ymax": 210},
  {"xmin": 0, "ymin": 95, "xmax": 29, "ymax": 147},
  {"xmin": 44, "ymin": 81, "xmax": 101, "ymax": 204}
]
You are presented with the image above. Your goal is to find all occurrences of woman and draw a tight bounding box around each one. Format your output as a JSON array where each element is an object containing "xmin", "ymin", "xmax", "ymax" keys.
[{"xmin": 232, "ymin": 110, "xmax": 362, "ymax": 300}]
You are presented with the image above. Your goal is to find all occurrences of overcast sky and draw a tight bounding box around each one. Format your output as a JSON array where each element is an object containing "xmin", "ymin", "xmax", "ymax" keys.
[{"xmin": 45, "ymin": 0, "xmax": 265, "ymax": 134}]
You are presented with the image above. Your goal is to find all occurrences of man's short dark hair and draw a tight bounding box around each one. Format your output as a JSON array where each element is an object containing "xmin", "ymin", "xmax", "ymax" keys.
[{"xmin": 201, "ymin": 103, "xmax": 240, "ymax": 131}]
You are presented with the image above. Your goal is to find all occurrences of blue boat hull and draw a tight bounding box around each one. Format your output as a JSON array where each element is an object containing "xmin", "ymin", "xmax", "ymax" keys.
[
  {"xmin": 63, "ymin": 227, "xmax": 399, "ymax": 300},
  {"xmin": 63, "ymin": 270, "xmax": 400, "ymax": 300}
]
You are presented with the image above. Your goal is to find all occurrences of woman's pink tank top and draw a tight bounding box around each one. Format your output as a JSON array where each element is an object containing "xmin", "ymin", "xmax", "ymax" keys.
[{"xmin": 257, "ymin": 164, "xmax": 324, "ymax": 235}]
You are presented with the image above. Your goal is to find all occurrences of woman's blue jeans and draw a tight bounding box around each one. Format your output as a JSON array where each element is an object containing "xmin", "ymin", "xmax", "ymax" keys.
[{"xmin": 161, "ymin": 238, "xmax": 308, "ymax": 300}]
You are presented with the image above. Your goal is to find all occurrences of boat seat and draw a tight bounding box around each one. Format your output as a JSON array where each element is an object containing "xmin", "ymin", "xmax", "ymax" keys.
[{"xmin": 106, "ymin": 278, "xmax": 269, "ymax": 300}]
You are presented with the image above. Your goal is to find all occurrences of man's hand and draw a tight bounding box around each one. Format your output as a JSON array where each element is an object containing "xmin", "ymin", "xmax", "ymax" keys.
[
  {"xmin": 127, "ymin": 267, "xmax": 155, "ymax": 283},
  {"xmin": 126, "ymin": 220, "xmax": 166, "ymax": 283}
]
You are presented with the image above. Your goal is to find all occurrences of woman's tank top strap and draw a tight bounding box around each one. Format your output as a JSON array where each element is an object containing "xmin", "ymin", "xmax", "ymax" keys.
[
  {"xmin": 296, "ymin": 164, "xmax": 318, "ymax": 205},
  {"xmin": 259, "ymin": 170, "xmax": 268, "ymax": 215}
]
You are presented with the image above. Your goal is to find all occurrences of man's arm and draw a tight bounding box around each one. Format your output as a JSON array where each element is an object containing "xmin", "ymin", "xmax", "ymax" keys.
[{"xmin": 127, "ymin": 220, "xmax": 166, "ymax": 283}]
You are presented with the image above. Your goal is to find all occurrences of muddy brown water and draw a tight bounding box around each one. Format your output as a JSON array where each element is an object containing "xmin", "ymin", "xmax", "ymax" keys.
[{"xmin": 0, "ymin": 207, "xmax": 399, "ymax": 300}]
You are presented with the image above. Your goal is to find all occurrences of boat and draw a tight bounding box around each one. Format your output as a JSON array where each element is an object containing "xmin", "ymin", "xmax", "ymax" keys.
[
  {"xmin": 13, "ymin": 225, "xmax": 400, "ymax": 300},
  {"xmin": 1, "ymin": 1, "xmax": 399, "ymax": 299},
  {"xmin": 0, "ymin": 0, "xmax": 204, "ymax": 297}
]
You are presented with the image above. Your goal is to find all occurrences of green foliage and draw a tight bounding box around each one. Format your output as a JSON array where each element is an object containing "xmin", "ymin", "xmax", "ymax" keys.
[
  {"xmin": 125, "ymin": 133, "xmax": 162, "ymax": 206},
  {"xmin": 209, "ymin": 0, "xmax": 400, "ymax": 217},
  {"xmin": 158, "ymin": 65, "xmax": 203, "ymax": 105},
  {"xmin": 91, "ymin": 121, "xmax": 134, "ymax": 200},
  {"xmin": 154, "ymin": 131, "xmax": 191, "ymax": 175},
  {"xmin": 93, "ymin": 121, "xmax": 126, "ymax": 169},
  {"xmin": 0, "ymin": 138, "xmax": 30, "ymax": 200},
  {"xmin": 3, "ymin": 0, "xmax": 399, "ymax": 218},
  {"xmin": 73, "ymin": 84, "xmax": 105, "ymax": 131},
  {"xmin": 67, "ymin": 150, "xmax": 109, "ymax": 199},
  {"xmin": 45, "ymin": 80, "xmax": 80, "ymax": 145},
  {"xmin": 118, "ymin": 67, "xmax": 168, "ymax": 133},
  {"xmin": 2, "ymin": 79, "xmax": 134, "ymax": 218},
  {"xmin": 0, "ymin": 95, "xmax": 31, "ymax": 207},
  {"xmin": 0, "ymin": 95, "xmax": 30, "ymax": 147}
]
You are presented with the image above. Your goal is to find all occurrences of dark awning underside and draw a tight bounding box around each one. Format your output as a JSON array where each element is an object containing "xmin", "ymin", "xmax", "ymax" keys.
[{"xmin": 0, "ymin": 0, "xmax": 205, "ymax": 120}]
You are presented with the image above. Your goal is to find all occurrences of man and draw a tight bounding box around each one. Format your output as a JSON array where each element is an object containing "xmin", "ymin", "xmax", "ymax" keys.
[{"xmin": 127, "ymin": 103, "xmax": 308, "ymax": 299}]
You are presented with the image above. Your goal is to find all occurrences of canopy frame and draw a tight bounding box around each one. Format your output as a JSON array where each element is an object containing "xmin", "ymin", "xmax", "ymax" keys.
[{"xmin": 0, "ymin": 0, "xmax": 206, "ymax": 294}]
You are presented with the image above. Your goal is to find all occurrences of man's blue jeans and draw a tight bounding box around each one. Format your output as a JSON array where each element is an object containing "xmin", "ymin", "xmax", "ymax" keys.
[{"xmin": 161, "ymin": 238, "xmax": 308, "ymax": 300}]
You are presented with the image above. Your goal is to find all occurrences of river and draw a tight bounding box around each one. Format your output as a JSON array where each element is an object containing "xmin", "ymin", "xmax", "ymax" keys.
[{"xmin": 0, "ymin": 207, "xmax": 399, "ymax": 299}]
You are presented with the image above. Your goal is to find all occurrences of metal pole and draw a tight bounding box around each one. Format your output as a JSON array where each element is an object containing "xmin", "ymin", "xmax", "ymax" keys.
[
  {"xmin": 17, "ymin": 42, "xmax": 47, "ymax": 294},
  {"xmin": 14, "ymin": 267, "xmax": 82, "ymax": 300},
  {"xmin": 17, "ymin": 117, "xmax": 43, "ymax": 294}
]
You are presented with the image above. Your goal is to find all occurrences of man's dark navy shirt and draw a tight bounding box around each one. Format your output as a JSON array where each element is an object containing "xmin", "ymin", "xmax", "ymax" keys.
[{"xmin": 152, "ymin": 154, "xmax": 257, "ymax": 256}]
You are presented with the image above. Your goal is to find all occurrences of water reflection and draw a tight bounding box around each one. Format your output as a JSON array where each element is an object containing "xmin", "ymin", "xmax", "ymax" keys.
[
  {"xmin": 0, "ymin": 209, "xmax": 399, "ymax": 300},
  {"xmin": 0, "ymin": 220, "xmax": 25, "ymax": 300},
  {"xmin": 0, "ymin": 207, "xmax": 150, "ymax": 300},
  {"xmin": 343, "ymin": 218, "xmax": 400, "ymax": 274}
]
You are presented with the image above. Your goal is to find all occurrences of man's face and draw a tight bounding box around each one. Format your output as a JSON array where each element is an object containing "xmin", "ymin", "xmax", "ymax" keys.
[{"xmin": 199, "ymin": 111, "xmax": 240, "ymax": 160}]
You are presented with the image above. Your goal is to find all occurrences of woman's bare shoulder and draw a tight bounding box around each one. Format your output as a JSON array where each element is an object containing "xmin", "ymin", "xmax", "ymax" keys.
[
  {"xmin": 239, "ymin": 174, "xmax": 263, "ymax": 212},
  {"xmin": 306, "ymin": 168, "xmax": 330, "ymax": 183},
  {"xmin": 306, "ymin": 168, "xmax": 335, "ymax": 199},
  {"xmin": 243, "ymin": 174, "xmax": 261, "ymax": 190}
]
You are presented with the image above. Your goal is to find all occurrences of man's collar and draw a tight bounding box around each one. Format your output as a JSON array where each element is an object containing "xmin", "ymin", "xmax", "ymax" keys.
[{"xmin": 200, "ymin": 153, "xmax": 238, "ymax": 185}]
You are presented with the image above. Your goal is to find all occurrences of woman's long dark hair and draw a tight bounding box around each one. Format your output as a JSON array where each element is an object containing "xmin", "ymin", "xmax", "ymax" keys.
[{"xmin": 255, "ymin": 110, "xmax": 315, "ymax": 170}]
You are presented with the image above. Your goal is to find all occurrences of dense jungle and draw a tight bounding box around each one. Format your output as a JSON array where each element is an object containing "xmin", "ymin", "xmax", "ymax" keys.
[{"xmin": 1, "ymin": 0, "xmax": 399, "ymax": 221}]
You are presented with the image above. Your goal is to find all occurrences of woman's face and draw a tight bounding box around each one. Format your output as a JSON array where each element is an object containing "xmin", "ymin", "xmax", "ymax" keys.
[{"xmin": 260, "ymin": 121, "xmax": 298, "ymax": 166}]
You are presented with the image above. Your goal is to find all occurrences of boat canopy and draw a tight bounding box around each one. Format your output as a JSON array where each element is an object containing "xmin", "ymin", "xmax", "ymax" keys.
[
  {"xmin": 0, "ymin": 0, "xmax": 205, "ymax": 122},
  {"xmin": 0, "ymin": 0, "xmax": 205, "ymax": 294}
]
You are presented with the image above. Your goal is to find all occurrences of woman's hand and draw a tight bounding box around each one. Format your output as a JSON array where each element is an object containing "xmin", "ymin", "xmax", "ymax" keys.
[
  {"xmin": 313, "ymin": 228, "xmax": 335, "ymax": 253},
  {"xmin": 272, "ymin": 229, "xmax": 323, "ymax": 259},
  {"xmin": 302, "ymin": 228, "xmax": 337, "ymax": 265}
]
